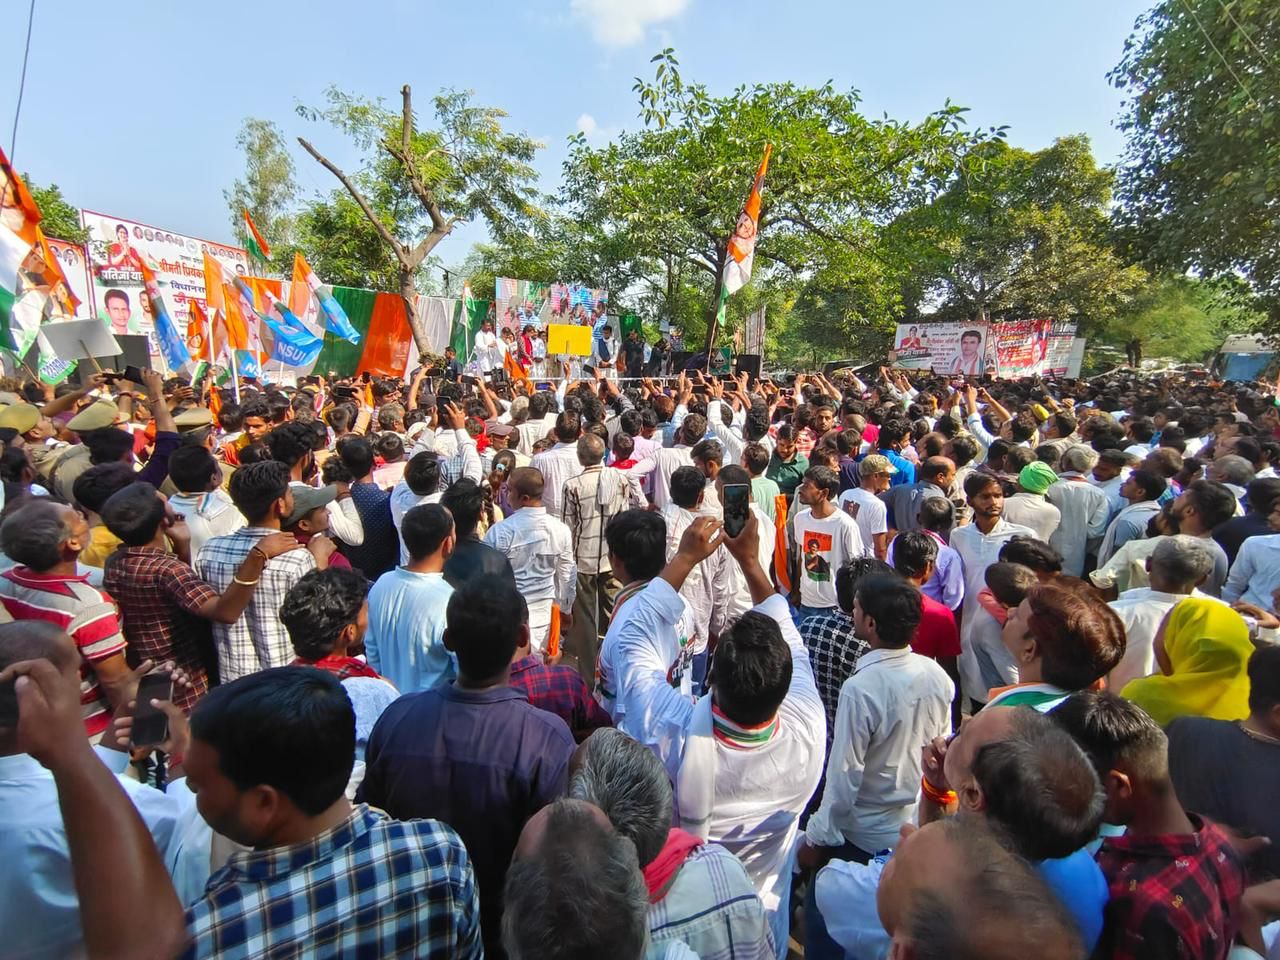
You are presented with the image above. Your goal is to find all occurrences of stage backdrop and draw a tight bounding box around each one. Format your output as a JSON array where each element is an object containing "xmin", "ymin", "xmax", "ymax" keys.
[
  {"xmin": 891, "ymin": 320, "xmax": 1079, "ymax": 379},
  {"xmin": 495, "ymin": 277, "xmax": 607, "ymax": 334}
]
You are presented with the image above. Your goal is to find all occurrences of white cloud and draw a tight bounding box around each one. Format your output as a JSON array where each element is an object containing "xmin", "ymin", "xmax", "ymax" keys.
[
  {"xmin": 569, "ymin": 0, "xmax": 690, "ymax": 47},
  {"xmin": 576, "ymin": 112, "xmax": 621, "ymax": 144}
]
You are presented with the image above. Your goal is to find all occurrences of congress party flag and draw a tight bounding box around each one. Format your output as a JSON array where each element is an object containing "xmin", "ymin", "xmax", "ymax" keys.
[
  {"xmin": 292, "ymin": 253, "xmax": 360, "ymax": 344},
  {"xmin": 0, "ymin": 148, "xmax": 79, "ymax": 358},
  {"xmin": 139, "ymin": 257, "xmax": 191, "ymax": 370},
  {"xmin": 186, "ymin": 298, "xmax": 219, "ymax": 362},
  {"xmin": 710, "ymin": 144, "xmax": 771, "ymax": 351},
  {"xmin": 242, "ymin": 209, "xmax": 272, "ymax": 263}
]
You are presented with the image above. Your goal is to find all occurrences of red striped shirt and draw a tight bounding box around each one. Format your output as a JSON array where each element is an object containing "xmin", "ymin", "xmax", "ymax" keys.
[{"xmin": 0, "ymin": 567, "xmax": 127, "ymax": 736}]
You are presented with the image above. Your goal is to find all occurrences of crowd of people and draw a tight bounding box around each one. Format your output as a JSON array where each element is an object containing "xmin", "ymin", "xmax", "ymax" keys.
[{"xmin": 0, "ymin": 357, "xmax": 1279, "ymax": 959}]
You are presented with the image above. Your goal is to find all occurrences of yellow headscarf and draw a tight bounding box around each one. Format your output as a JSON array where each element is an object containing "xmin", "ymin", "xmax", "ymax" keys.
[{"xmin": 1121, "ymin": 598, "xmax": 1253, "ymax": 726}]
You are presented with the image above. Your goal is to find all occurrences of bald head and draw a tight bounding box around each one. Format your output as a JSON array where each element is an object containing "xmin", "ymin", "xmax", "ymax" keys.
[
  {"xmin": 921, "ymin": 456, "xmax": 956, "ymax": 487},
  {"xmin": 509, "ymin": 467, "xmax": 545, "ymax": 504}
]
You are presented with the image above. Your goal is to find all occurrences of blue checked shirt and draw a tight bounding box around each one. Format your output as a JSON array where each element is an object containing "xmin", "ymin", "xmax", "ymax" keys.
[{"xmin": 182, "ymin": 804, "xmax": 481, "ymax": 959}]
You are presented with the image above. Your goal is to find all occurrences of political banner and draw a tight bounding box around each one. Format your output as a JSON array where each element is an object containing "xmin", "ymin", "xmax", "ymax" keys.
[
  {"xmin": 82, "ymin": 210, "xmax": 248, "ymax": 363},
  {"xmin": 986, "ymin": 318, "xmax": 1052, "ymax": 379},
  {"xmin": 495, "ymin": 277, "xmax": 607, "ymax": 334},
  {"xmin": 892, "ymin": 322, "xmax": 989, "ymax": 376},
  {"xmin": 44, "ymin": 239, "xmax": 92, "ymax": 317},
  {"xmin": 1043, "ymin": 321, "xmax": 1079, "ymax": 377}
]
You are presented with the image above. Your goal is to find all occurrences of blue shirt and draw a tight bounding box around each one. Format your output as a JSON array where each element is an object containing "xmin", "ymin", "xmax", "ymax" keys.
[
  {"xmin": 364, "ymin": 568, "xmax": 455, "ymax": 694},
  {"xmin": 1037, "ymin": 848, "xmax": 1109, "ymax": 953},
  {"xmin": 341, "ymin": 481, "xmax": 399, "ymax": 579},
  {"xmin": 879, "ymin": 448, "xmax": 916, "ymax": 487},
  {"xmin": 359, "ymin": 683, "xmax": 575, "ymax": 955}
]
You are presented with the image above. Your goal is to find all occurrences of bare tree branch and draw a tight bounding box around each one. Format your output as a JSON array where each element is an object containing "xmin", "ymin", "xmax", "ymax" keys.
[{"xmin": 297, "ymin": 136, "xmax": 407, "ymax": 262}]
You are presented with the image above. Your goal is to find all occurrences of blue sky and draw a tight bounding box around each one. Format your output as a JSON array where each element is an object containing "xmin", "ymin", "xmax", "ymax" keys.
[{"xmin": 3, "ymin": 0, "xmax": 1150, "ymax": 261}]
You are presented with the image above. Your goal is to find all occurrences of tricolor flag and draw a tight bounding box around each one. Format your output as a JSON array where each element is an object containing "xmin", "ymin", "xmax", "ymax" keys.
[
  {"xmin": 712, "ymin": 144, "xmax": 772, "ymax": 344},
  {"xmin": 202, "ymin": 252, "xmax": 250, "ymax": 350},
  {"xmin": 0, "ymin": 148, "xmax": 79, "ymax": 359},
  {"xmin": 242, "ymin": 209, "xmax": 272, "ymax": 263},
  {"xmin": 292, "ymin": 253, "xmax": 360, "ymax": 344},
  {"xmin": 139, "ymin": 257, "xmax": 191, "ymax": 370}
]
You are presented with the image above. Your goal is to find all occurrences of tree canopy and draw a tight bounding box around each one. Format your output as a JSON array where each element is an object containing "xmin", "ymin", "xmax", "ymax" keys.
[
  {"xmin": 224, "ymin": 119, "xmax": 298, "ymax": 273},
  {"xmin": 24, "ymin": 177, "xmax": 87, "ymax": 245},
  {"xmin": 1111, "ymin": 0, "xmax": 1280, "ymax": 329}
]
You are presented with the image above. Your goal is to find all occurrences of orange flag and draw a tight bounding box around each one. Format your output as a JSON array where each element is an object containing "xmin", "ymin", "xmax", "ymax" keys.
[
  {"xmin": 201, "ymin": 252, "xmax": 225, "ymax": 313},
  {"xmin": 186, "ymin": 299, "xmax": 221, "ymax": 362},
  {"xmin": 220, "ymin": 281, "xmax": 250, "ymax": 351}
]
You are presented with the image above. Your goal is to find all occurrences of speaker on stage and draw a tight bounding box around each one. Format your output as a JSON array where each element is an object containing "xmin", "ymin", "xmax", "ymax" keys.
[{"xmin": 735, "ymin": 354, "xmax": 761, "ymax": 380}]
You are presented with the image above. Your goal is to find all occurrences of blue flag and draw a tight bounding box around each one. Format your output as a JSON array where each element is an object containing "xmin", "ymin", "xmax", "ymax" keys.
[
  {"xmin": 318, "ymin": 291, "xmax": 359, "ymax": 344},
  {"xmin": 139, "ymin": 260, "xmax": 191, "ymax": 371},
  {"xmin": 262, "ymin": 299, "xmax": 324, "ymax": 367}
]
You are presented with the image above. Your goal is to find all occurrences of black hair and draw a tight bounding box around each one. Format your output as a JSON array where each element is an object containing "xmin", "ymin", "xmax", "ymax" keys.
[
  {"xmin": 605, "ymin": 509, "xmax": 666, "ymax": 581},
  {"xmin": 971, "ymin": 708, "xmax": 1105, "ymax": 861},
  {"xmin": 1050, "ymin": 690, "xmax": 1167, "ymax": 782},
  {"xmin": 985, "ymin": 561, "xmax": 1039, "ymax": 607},
  {"xmin": 878, "ymin": 418, "xmax": 910, "ymax": 449},
  {"xmin": 375, "ymin": 432, "xmax": 405, "ymax": 462},
  {"xmin": 1128, "ymin": 468, "xmax": 1167, "ymax": 502},
  {"xmin": 710, "ymin": 611, "xmax": 793, "ymax": 725},
  {"xmin": 892, "ymin": 531, "xmax": 938, "ymax": 579},
  {"xmin": 835, "ymin": 557, "xmax": 895, "ymax": 614},
  {"xmin": 554, "ymin": 411, "xmax": 582, "ymax": 443},
  {"xmin": 1247, "ymin": 645, "xmax": 1280, "ymax": 716},
  {"xmin": 854, "ymin": 574, "xmax": 922, "ymax": 648},
  {"xmin": 948, "ymin": 435, "xmax": 979, "ymax": 468},
  {"xmin": 326, "ymin": 406, "xmax": 352, "ymax": 433},
  {"xmin": 917, "ymin": 495, "xmax": 955, "ymax": 534},
  {"xmin": 103, "ymin": 288, "xmax": 129, "ymax": 308},
  {"xmin": 168, "ymin": 445, "xmax": 219, "ymax": 494},
  {"xmin": 338, "ymin": 436, "xmax": 375, "ymax": 480},
  {"xmin": 217, "ymin": 401, "xmax": 243, "ymax": 432},
  {"xmin": 404, "ymin": 451, "xmax": 441, "ymax": 497},
  {"xmin": 72, "ymin": 462, "xmax": 136, "ymax": 514},
  {"xmin": 239, "ymin": 395, "xmax": 270, "ymax": 422},
  {"xmin": 803, "ymin": 465, "xmax": 840, "ymax": 500},
  {"xmin": 718, "ymin": 464, "xmax": 751, "ymax": 487},
  {"xmin": 1025, "ymin": 586, "xmax": 1126, "ymax": 692},
  {"xmin": 265, "ymin": 393, "xmax": 292, "ymax": 424},
  {"xmin": 229, "ymin": 460, "xmax": 291, "ymax": 524},
  {"xmin": 264, "ymin": 421, "xmax": 315, "ymax": 469},
  {"xmin": 440, "ymin": 478, "xmax": 484, "ymax": 538},
  {"xmin": 189, "ymin": 667, "xmax": 355, "ymax": 816},
  {"xmin": 669, "ymin": 466, "xmax": 705, "ymax": 509},
  {"xmin": 446, "ymin": 574, "xmax": 526, "ymax": 680},
  {"xmin": 1182, "ymin": 479, "xmax": 1238, "ymax": 528},
  {"xmin": 280, "ymin": 568, "xmax": 369, "ymax": 662},
  {"xmin": 84, "ymin": 429, "xmax": 135, "ymax": 466},
  {"xmin": 1009, "ymin": 413, "xmax": 1038, "ymax": 444},
  {"xmin": 964, "ymin": 471, "xmax": 1003, "ymax": 499},
  {"xmin": 999, "ymin": 535, "xmax": 1063, "ymax": 574},
  {"xmin": 1246, "ymin": 477, "xmax": 1280, "ymax": 516},
  {"xmin": 1, "ymin": 500, "xmax": 73, "ymax": 571},
  {"xmin": 742, "ymin": 442, "xmax": 770, "ymax": 476},
  {"xmin": 681, "ymin": 414, "xmax": 707, "ymax": 446},
  {"xmin": 100, "ymin": 482, "xmax": 166, "ymax": 547},
  {"xmin": 402, "ymin": 503, "xmax": 454, "ymax": 562}
]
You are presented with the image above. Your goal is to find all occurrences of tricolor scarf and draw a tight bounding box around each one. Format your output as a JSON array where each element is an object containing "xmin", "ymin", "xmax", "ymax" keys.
[
  {"xmin": 711, "ymin": 703, "xmax": 780, "ymax": 749},
  {"xmin": 610, "ymin": 579, "xmax": 650, "ymax": 624}
]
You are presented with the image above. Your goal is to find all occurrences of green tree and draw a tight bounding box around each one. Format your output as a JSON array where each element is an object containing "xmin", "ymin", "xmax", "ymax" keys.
[
  {"xmin": 296, "ymin": 85, "xmax": 543, "ymax": 352},
  {"xmin": 24, "ymin": 177, "xmax": 87, "ymax": 244},
  {"xmin": 896, "ymin": 136, "xmax": 1146, "ymax": 328},
  {"xmin": 1111, "ymin": 0, "xmax": 1280, "ymax": 329},
  {"xmin": 288, "ymin": 191, "xmax": 401, "ymax": 292},
  {"xmin": 224, "ymin": 119, "xmax": 298, "ymax": 273},
  {"xmin": 1096, "ymin": 274, "xmax": 1262, "ymax": 365},
  {"xmin": 562, "ymin": 50, "xmax": 996, "ymax": 352}
]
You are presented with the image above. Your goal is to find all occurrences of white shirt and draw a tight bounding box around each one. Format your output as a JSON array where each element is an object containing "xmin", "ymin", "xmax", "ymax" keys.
[
  {"xmin": 607, "ymin": 579, "xmax": 825, "ymax": 958},
  {"xmin": 1091, "ymin": 533, "xmax": 1229, "ymax": 598},
  {"xmin": 1107, "ymin": 588, "xmax": 1217, "ymax": 691},
  {"xmin": 473, "ymin": 329, "xmax": 501, "ymax": 372},
  {"xmin": 389, "ymin": 483, "xmax": 443, "ymax": 566},
  {"xmin": 483, "ymin": 504, "xmax": 577, "ymax": 612},
  {"xmin": 1000, "ymin": 492, "xmax": 1062, "ymax": 543},
  {"xmin": 630, "ymin": 445, "xmax": 695, "ymax": 510},
  {"xmin": 529, "ymin": 442, "xmax": 584, "ymax": 516},
  {"xmin": 805, "ymin": 646, "xmax": 954, "ymax": 853},
  {"xmin": 167, "ymin": 488, "xmax": 246, "ymax": 561},
  {"xmin": 786, "ymin": 507, "xmax": 866, "ymax": 609},
  {"xmin": 1223, "ymin": 533, "xmax": 1280, "ymax": 612},
  {"xmin": 1046, "ymin": 474, "xmax": 1111, "ymax": 577},
  {"xmin": 951, "ymin": 518, "xmax": 1035, "ymax": 705},
  {"xmin": 663, "ymin": 503, "xmax": 731, "ymax": 653},
  {"xmin": 0, "ymin": 749, "xmax": 209, "ymax": 958},
  {"xmin": 838, "ymin": 488, "xmax": 889, "ymax": 553},
  {"xmin": 290, "ymin": 482, "xmax": 365, "ymax": 546},
  {"xmin": 1098, "ymin": 500, "xmax": 1162, "ymax": 566}
]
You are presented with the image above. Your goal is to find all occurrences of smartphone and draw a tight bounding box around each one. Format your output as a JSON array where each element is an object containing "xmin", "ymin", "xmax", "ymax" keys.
[
  {"xmin": 722, "ymin": 483, "xmax": 750, "ymax": 538},
  {"xmin": 462, "ymin": 375, "xmax": 480, "ymax": 387},
  {"xmin": 535, "ymin": 382, "xmax": 553, "ymax": 391},
  {"xmin": 131, "ymin": 671, "xmax": 173, "ymax": 748},
  {"xmin": 124, "ymin": 365, "xmax": 146, "ymax": 384}
]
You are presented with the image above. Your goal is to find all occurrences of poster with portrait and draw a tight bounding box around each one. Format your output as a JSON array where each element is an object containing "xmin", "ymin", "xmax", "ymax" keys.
[
  {"xmin": 82, "ymin": 210, "xmax": 248, "ymax": 363},
  {"xmin": 1043, "ymin": 321, "xmax": 1079, "ymax": 377},
  {"xmin": 985, "ymin": 319, "xmax": 1052, "ymax": 379},
  {"xmin": 44, "ymin": 238, "xmax": 93, "ymax": 318},
  {"xmin": 892, "ymin": 322, "xmax": 990, "ymax": 376},
  {"xmin": 494, "ymin": 277, "xmax": 608, "ymax": 335}
]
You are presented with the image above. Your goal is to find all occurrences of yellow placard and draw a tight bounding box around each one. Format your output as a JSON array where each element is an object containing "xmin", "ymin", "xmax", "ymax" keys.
[{"xmin": 547, "ymin": 323, "xmax": 593, "ymax": 357}]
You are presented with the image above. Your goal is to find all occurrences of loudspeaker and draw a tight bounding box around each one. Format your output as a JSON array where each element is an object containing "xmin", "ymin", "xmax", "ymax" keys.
[
  {"xmin": 735, "ymin": 354, "xmax": 761, "ymax": 380},
  {"xmin": 71, "ymin": 334, "xmax": 151, "ymax": 385}
]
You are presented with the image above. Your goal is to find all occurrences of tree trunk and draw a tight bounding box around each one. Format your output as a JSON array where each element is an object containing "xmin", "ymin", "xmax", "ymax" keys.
[{"xmin": 401, "ymin": 264, "xmax": 429, "ymax": 357}]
